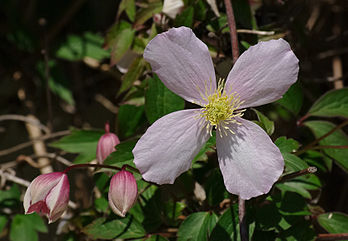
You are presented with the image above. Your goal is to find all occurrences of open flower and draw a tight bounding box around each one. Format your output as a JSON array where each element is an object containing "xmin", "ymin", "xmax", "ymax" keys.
[
  {"xmin": 133, "ymin": 27, "xmax": 299, "ymax": 200},
  {"xmin": 24, "ymin": 172, "xmax": 70, "ymax": 223}
]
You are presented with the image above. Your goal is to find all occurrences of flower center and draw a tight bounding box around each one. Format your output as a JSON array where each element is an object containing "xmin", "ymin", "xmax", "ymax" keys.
[{"xmin": 199, "ymin": 79, "xmax": 244, "ymax": 136}]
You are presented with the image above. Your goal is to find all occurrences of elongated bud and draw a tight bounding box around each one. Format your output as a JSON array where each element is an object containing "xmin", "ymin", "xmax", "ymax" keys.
[
  {"xmin": 108, "ymin": 170, "xmax": 138, "ymax": 217},
  {"xmin": 96, "ymin": 122, "xmax": 120, "ymax": 164},
  {"xmin": 23, "ymin": 172, "xmax": 70, "ymax": 223}
]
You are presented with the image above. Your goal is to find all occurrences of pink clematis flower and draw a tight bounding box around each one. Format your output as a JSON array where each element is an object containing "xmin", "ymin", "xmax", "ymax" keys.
[
  {"xmin": 133, "ymin": 27, "xmax": 299, "ymax": 200},
  {"xmin": 24, "ymin": 172, "xmax": 70, "ymax": 223},
  {"xmin": 96, "ymin": 122, "xmax": 120, "ymax": 164}
]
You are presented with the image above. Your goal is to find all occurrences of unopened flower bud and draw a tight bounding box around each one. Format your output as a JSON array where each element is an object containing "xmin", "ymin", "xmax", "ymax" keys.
[
  {"xmin": 108, "ymin": 170, "xmax": 138, "ymax": 217},
  {"xmin": 23, "ymin": 172, "xmax": 70, "ymax": 223},
  {"xmin": 96, "ymin": 122, "xmax": 120, "ymax": 164}
]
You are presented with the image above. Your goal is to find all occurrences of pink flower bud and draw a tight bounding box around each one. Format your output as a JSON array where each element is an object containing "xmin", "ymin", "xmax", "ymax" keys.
[
  {"xmin": 23, "ymin": 172, "xmax": 70, "ymax": 223},
  {"xmin": 108, "ymin": 170, "xmax": 138, "ymax": 217},
  {"xmin": 96, "ymin": 122, "xmax": 120, "ymax": 164}
]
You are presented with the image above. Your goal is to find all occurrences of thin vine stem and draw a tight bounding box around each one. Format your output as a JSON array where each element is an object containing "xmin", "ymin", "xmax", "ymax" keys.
[{"xmin": 63, "ymin": 163, "xmax": 139, "ymax": 174}]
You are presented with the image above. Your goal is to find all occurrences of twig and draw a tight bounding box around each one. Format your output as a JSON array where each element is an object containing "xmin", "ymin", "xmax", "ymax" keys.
[
  {"xmin": 316, "ymin": 233, "xmax": 348, "ymax": 240},
  {"xmin": 0, "ymin": 130, "xmax": 70, "ymax": 157},
  {"xmin": 278, "ymin": 167, "xmax": 317, "ymax": 183},
  {"xmin": 25, "ymin": 115, "xmax": 53, "ymax": 174},
  {"xmin": 224, "ymin": 0, "xmax": 239, "ymax": 63},
  {"xmin": 295, "ymin": 119, "xmax": 348, "ymax": 156},
  {"xmin": 0, "ymin": 114, "xmax": 50, "ymax": 134},
  {"xmin": 237, "ymin": 29, "xmax": 275, "ymax": 35}
]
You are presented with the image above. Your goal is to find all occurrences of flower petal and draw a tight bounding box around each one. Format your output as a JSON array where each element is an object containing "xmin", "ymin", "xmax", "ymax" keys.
[
  {"xmin": 224, "ymin": 39, "xmax": 299, "ymax": 109},
  {"xmin": 133, "ymin": 109, "xmax": 210, "ymax": 184},
  {"xmin": 162, "ymin": 0, "xmax": 184, "ymax": 19},
  {"xmin": 23, "ymin": 172, "xmax": 63, "ymax": 212},
  {"xmin": 144, "ymin": 27, "xmax": 216, "ymax": 105},
  {"xmin": 46, "ymin": 174, "xmax": 70, "ymax": 223},
  {"xmin": 216, "ymin": 118, "xmax": 284, "ymax": 200}
]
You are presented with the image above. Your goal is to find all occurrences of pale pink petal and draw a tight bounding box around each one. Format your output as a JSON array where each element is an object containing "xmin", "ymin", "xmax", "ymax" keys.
[
  {"xmin": 133, "ymin": 109, "xmax": 210, "ymax": 184},
  {"xmin": 108, "ymin": 170, "xmax": 138, "ymax": 217},
  {"xmin": 162, "ymin": 0, "xmax": 184, "ymax": 19},
  {"xmin": 216, "ymin": 118, "xmax": 284, "ymax": 200},
  {"xmin": 24, "ymin": 172, "xmax": 63, "ymax": 212},
  {"xmin": 45, "ymin": 174, "xmax": 70, "ymax": 223},
  {"xmin": 224, "ymin": 39, "xmax": 299, "ymax": 109},
  {"xmin": 144, "ymin": 27, "xmax": 216, "ymax": 105}
]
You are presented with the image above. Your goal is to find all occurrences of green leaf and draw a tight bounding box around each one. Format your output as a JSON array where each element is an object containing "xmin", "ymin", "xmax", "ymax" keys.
[
  {"xmin": 178, "ymin": 212, "xmax": 218, "ymax": 241},
  {"xmin": 317, "ymin": 212, "xmax": 348, "ymax": 233},
  {"xmin": 282, "ymin": 152, "xmax": 309, "ymax": 172},
  {"xmin": 0, "ymin": 184, "xmax": 20, "ymax": 205},
  {"xmin": 277, "ymin": 192, "xmax": 311, "ymax": 216},
  {"xmin": 117, "ymin": 104, "xmax": 145, "ymax": 138},
  {"xmin": 210, "ymin": 205, "xmax": 241, "ymax": 241},
  {"xmin": 110, "ymin": 28, "xmax": 135, "ymax": 66},
  {"xmin": 252, "ymin": 109, "xmax": 274, "ymax": 135},
  {"xmin": 83, "ymin": 216, "xmax": 145, "ymax": 239},
  {"xmin": 104, "ymin": 140, "xmax": 137, "ymax": 165},
  {"xmin": 118, "ymin": 57, "xmax": 145, "ymax": 95},
  {"xmin": 50, "ymin": 129, "xmax": 104, "ymax": 163},
  {"xmin": 145, "ymin": 75, "xmax": 185, "ymax": 124},
  {"xmin": 277, "ymin": 174, "xmax": 321, "ymax": 199},
  {"xmin": 118, "ymin": 0, "xmax": 136, "ymax": 21},
  {"xmin": 10, "ymin": 213, "xmax": 47, "ymax": 241},
  {"xmin": 308, "ymin": 88, "xmax": 348, "ymax": 118},
  {"xmin": 275, "ymin": 137, "xmax": 300, "ymax": 153},
  {"xmin": 0, "ymin": 216, "xmax": 7, "ymax": 233},
  {"xmin": 276, "ymin": 81, "xmax": 303, "ymax": 115},
  {"xmin": 94, "ymin": 197, "xmax": 109, "ymax": 213},
  {"xmin": 134, "ymin": 1, "xmax": 162, "ymax": 27},
  {"xmin": 304, "ymin": 121, "xmax": 348, "ymax": 172},
  {"xmin": 56, "ymin": 32, "xmax": 110, "ymax": 61},
  {"xmin": 175, "ymin": 7, "xmax": 194, "ymax": 28},
  {"xmin": 145, "ymin": 235, "xmax": 169, "ymax": 241}
]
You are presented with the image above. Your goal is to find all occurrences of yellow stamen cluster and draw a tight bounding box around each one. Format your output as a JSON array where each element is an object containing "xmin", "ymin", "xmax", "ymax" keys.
[{"xmin": 198, "ymin": 79, "xmax": 244, "ymax": 136}]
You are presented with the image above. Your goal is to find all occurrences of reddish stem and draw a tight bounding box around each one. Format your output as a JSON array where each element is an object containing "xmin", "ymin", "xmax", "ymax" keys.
[
  {"xmin": 224, "ymin": 0, "xmax": 239, "ymax": 63},
  {"xmin": 105, "ymin": 121, "xmax": 110, "ymax": 133},
  {"xmin": 316, "ymin": 233, "xmax": 348, "ymax": 240},
  {"xmin": 63, "ymin": 163, "xmax": 139, "ymax": 174}
]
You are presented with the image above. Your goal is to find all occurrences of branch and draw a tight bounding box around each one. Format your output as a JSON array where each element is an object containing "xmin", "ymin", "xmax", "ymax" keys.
[
  {"xmin": 0, "ymin": 130, "xmax": 70, "ymax": 157},
  {"xmin": 316, "ymin": 233, "xmax": 348, "ymax": 240},
  {"xmin": 0, "ymin": 114, "xmax": 50, "ymax": 134},
  {"xmin": 237, "ymin": 29, "xmax": 275, "ymax": 35}
]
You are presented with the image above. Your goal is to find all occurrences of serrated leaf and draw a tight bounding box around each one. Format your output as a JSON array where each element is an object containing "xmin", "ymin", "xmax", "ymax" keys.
[
  {"xmin": 276, "ymin": 81, "xmax": 303, "ymax": 115},
  {"xmin": 56, "ymin": 32, "xmax": 110, "ymax": 61},
  {"xmin": 277, "ymin": 174, "xmax": 321, "ymax": 199},
  {"xmin": 304, "ymin": 121, "xmax": 348, "ymax": 173},
  {"xmin": 82, "ymin": 216, "xmax": 145, "ymax": 240},
  {"xmin": 252, "ymin": 108, "xmax": 274, "ymax": 135},
  {"xmin": 205, "ymin": 168, "xmax": 229, "ymax": 206},
  {"xmin": 50, "ymin": 129, "xmax": 104, "ymax": 163},
  {"xmin": 118, "ymin": 0, "xmax": 136, "ymax": 22},
  {"xmin": 317, "ymin": 212, "xmax": 348, "ymax": 234},
  {"xmin": 145, "ymin": 75, "xmax": 185, "ymax": 124},
  {"xmin": 0, "ymin": 216, "xmax": 7, "ymax": 233},
  {"xmin": 110, "ymin": 29, "xmax": 135, "ymax": 66},
  {"xmin": 308, "ymin": 88, "xmax": 348, "ymax": 118},
  {"xmin": 282, "ymin": 152, "xmax": 309, "ymax": 172},
  {"xmin": 178, "ymin": 212, "xmax": 218, "ymax": 241}
]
